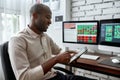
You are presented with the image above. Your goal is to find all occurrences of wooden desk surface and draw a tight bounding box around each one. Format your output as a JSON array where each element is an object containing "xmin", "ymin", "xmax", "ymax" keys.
[{"xmin": 70, "ymin": 53, "xmax": 120, "ymax": 78}]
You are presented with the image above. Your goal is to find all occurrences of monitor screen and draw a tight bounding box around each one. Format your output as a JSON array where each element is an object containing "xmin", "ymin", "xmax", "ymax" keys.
[
  {"xmin": 98, "ymin": 18, "xmax": 120, "ymax": 53},
  {"xmin": 99, "ymin": 18, "xmax": 120, "ymax": 47},
  {"xmin": 63, "ymin": 21, "xmax": 99, "ymax": 44}
]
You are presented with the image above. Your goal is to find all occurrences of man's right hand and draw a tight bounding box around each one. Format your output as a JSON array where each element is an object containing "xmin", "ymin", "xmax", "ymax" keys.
[{"xmin": 55, "ymin": 51, "xmax": 76, "ymax": 64}]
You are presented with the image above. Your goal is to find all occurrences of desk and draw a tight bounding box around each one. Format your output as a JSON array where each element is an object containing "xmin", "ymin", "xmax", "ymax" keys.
[{"xmin": 69, "ymin": 53, "xmax": 120, "ymax": 78}]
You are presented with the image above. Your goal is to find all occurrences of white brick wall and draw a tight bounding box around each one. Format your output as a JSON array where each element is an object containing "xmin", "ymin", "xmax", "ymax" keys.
[
  {"xmin": 95, "ymin": 14, "xmax": 113, "ymax": 20},
  {"xmin": 71, "ymin": 0, "xmax": 120, "ymax": 80},
  {"xmin": 114, "ymin": 14, "xmax": 120, "ymax": 18},
  {"xmin": 72, "ymin": 11, "xmax": 85, "ymax": 17},
  {"xmin": 114, "ymin": 1, "xmax": 120, "ymax": 7},
  {"xmin": 77, "ymin": 0, "xmax": 86, "ymax": 6},
  {"xmin": 91, "ymin": 72, "xmax": 108, "ymax": 78},
  {"xmin": 84, "ymin": 74, "xmax": 99, "ymax": 80},
  {"xmin": 79, "ymin": 16, "xmax": 94, "ymax": 20},
  {"xmin": 74, "ymin": 68, "xmax": 84, "ymax": 76},
  {"xmin": 86, "ymin": 9, "xmax": 101, "ymax": 16},
  {"xmin": 72, "ymin": 0, "xmax": 85, "ymax": 6},
  {"xmin": 72, "ymin": 17, "xmax": 79, "ymax": 21},
  {"xmin": 74, "ymin": 67, "xmax": 120, "ymax": 80},
  {"xmin": 103, "ymin": 8, "xmax": 120, "ymax": 14},
  {"xmin": 86, "ymin": 0, "xmax": 102, "ymax": 4},
  {"xmin": 72, "ymin": 7, "xmax": 79, "ymax": 12},
  {"xmin": 80, "ymin": 5, "xmax": 94, "ymax": 11},
  {"xmin": 72, "ymin": 0, "xmax": 120, "ymax": 21},
  {"xmin": 104, "ymin": 0, "xmax": 114, "ymax": 2},
  {"xmin": 95, "ymin": 2, "xmax": 113, "ymax": 9},
  {"xmin": 72, "ymin": 0, "xmax": 78, "ymax": 2},
  {"xmin": 109, "ymin": 76, "xmax": 120, "ymax": 80}
]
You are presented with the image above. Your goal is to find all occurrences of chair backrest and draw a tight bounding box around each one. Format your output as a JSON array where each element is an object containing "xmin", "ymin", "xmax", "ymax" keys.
[{"xmin": 0, "ymin": 42, "xmax": 16, "ymax": 80}]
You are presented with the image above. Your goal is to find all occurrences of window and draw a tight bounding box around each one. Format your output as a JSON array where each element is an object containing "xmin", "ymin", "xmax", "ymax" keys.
[{"xmin": 0, "ymin": 13, "xmax": 20, "ymax": 43}]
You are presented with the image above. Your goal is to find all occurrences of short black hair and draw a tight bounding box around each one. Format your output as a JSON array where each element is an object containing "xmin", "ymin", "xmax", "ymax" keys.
[{"xmin": 30, "ymin": 3, "xmax": 51, "ymax": 17}]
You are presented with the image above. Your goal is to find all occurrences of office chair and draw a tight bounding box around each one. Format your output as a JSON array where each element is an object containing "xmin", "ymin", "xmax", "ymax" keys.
[
  {"xmin": 0, "ymin": 41, "xmax": 16, "ymax": 80},
  {"xmin": 0, "ymin": 41, "xmax": 73, "ymax": 80}
]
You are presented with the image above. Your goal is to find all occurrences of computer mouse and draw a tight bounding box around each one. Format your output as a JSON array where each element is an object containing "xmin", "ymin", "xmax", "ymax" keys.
[{"xmin": 111, "ymin": 59, "xmax": 120, "ymax": 64}]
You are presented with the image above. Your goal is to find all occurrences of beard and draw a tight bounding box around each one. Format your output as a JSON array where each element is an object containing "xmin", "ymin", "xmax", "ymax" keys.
[
  {"xmin": 34, "ymin": 18, "xmax": 48, "ymax": 33},
  {"xmin": 35, "ymin": 23, "xmax": 47, "ymax": 32}
]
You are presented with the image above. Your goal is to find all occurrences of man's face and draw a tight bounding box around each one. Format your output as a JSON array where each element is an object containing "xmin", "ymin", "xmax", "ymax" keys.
[{"xmin": 34, "ymin": 10, "xmax": 51, "ymax": 32}]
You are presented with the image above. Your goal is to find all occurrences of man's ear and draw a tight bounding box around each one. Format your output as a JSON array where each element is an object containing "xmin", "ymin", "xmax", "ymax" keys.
[{"xmin": 32, "ymin": 12, "xmax": 38, "ymax": 19}]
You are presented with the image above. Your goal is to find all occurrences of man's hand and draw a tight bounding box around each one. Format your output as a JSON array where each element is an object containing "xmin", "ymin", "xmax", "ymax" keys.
[
  {"xmin": 41, "ymin": 51, "xmax": 77, "ymax": 74},
  {"xmin": 55, "ymin": 51, "xmax": 77, "ymax": 64}
]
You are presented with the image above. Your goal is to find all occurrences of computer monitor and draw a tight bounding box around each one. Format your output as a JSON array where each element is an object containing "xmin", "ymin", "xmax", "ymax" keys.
[
  {"xmin": 98, "ymin": 18, "xmax": 120, "ymax": 54},
  {"xmin": 62, "ymin": 21, "xmax": 99, "ymax": 52}
]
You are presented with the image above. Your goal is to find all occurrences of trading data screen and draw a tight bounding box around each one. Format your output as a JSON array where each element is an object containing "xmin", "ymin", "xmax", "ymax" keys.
[
  {"xmin": 63, "ymin": 21, "xmax": 98, "ymax": 44},
  {"xmin": 100, "ymin": 23, "xmax": 120, "ymax": 43}
]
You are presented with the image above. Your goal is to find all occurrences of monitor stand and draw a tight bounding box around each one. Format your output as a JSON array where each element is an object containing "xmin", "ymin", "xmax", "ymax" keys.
[{"xmin": 87, "ymin": 48, "xmax": 96, "ymax": 53}]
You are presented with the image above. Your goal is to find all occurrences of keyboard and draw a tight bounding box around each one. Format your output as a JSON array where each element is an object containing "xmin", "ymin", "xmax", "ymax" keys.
[{"xmin": 80, "ymin": 54, "xmax": 100, "ymax": 60}]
